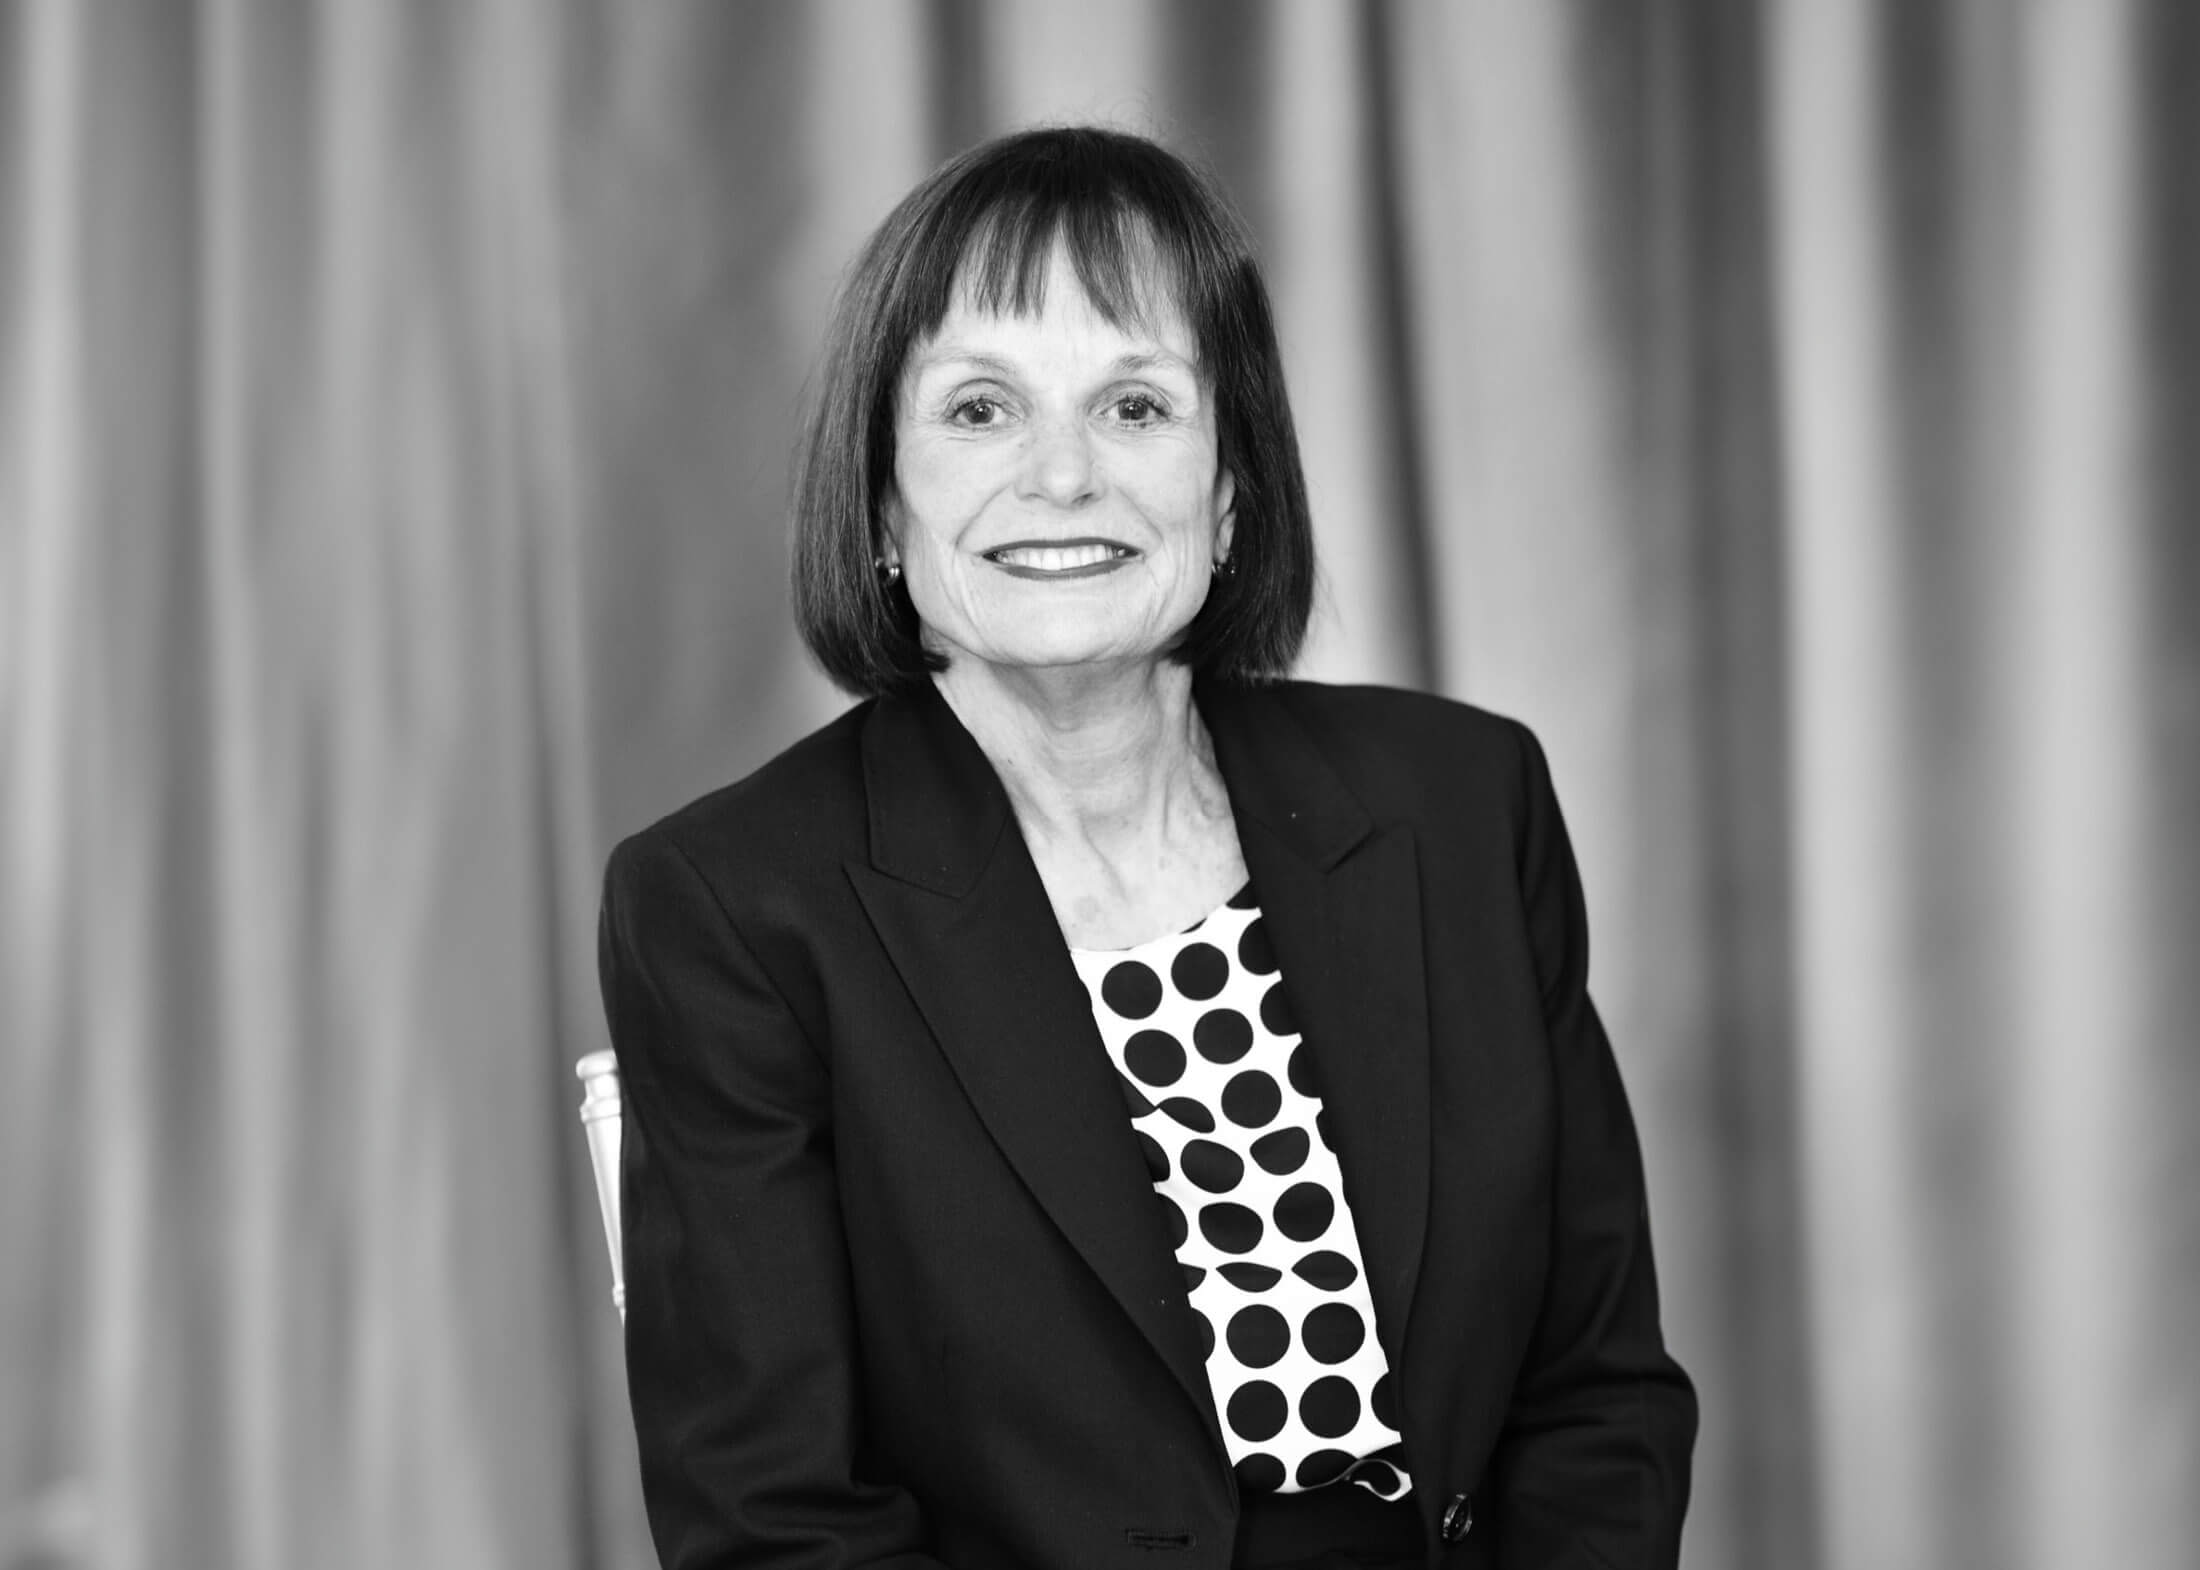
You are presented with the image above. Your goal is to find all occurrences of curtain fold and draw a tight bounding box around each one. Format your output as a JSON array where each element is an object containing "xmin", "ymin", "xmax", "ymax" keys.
[
  {"xmin": 4, "ymin": 3, "xmax": 2193, "ymax": 1568},
  {"xmin": 1769, "ymin": 2, "xmax": 2199, "ymax": 1565}
]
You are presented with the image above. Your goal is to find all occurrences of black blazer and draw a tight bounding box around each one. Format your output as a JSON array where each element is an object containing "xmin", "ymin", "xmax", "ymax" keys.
[{"xmin": 598, "ymin": 679, "xmax": 1696, "ymax": 1570}]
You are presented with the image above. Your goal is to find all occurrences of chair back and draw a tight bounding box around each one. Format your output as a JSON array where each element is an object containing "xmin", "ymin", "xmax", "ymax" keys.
[{"xmin": 574, "ymin": 1050, "xmax": 625, "ymax": 1321}]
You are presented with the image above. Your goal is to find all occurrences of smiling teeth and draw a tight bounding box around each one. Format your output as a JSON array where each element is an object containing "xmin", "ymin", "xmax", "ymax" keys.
[{"xmin": 991, "ymin": 543, "xmax": 1129, "ymax": 571}]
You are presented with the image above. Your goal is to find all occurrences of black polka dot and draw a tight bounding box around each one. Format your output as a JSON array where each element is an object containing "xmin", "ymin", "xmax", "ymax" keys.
[
  {"xmin": 1302, "ymin": 1302, "xmax": 1366, "ymax": 1364},
  {"xmin": 1221, "ymin": 1070, "xmax": 1282, "ymax": 1128},
  {"xmin": 1371, "ymin": 1373, "xmax": 1398, "ymax": 1428},
  {"xmin": 1101, "ymin": 960, "xmax": 1163, "ymax": 1019},
  {"xmin": 1292, "ymin": 1250, "xmax": 1358, "ymax": 1290},
  {"xmin": 1180, "ymin": 1263, "xmax": 1206, "ymax": 1291},
  {"xmin": 1135, "ymin": 1130, "xmax": 1170, "ymax": 1181},
  {"xmin": 1191, "ymin": 1308, "xmax": 1215, "ymax": 1358},
  {"xmin": 1123, "ymin": 1029, "xmax": 1185, "ymax": 1086},
  {"xmin": 1259, "ymin": 980, "xmax": 1297, "ymax": 1036},
  {"xmin": 1227, "ymin": 883, "xmax": 1259, "ymax": 910},
  {"xmin": 1286, "ymin": 1043, "xmax": 1318, "ymax": 1097},
  {"xmin": 1301, "ymin": 1376, "xmax": 1361, "ymax": 1438},
  {"xmin": 1295, "ymin": 1448, "xmax": 1355, "ymax": 1488},
  {"xmin": 1157, "ymin": 1195, "xmax": 1188, "ymax": 1248},
  {"xmin": 1237, "ymin": 917, "xmax": 1278, "ymax": 975},
  {"xmin": 1251, "ymin": 1127, "xmax": 1309, "ymax": 1175},
  {"xmin": 1226, "ymin": 1381, "xmax": 1288, "ymax": 1442},
  {"xmin": 1275, "ymin": 1181, "xmax": 1335, "ymax": 1242},
  {"xmin": 1192, "ymin": 1008, "xmax": 1253, "ymax": 1064},
  {"xmin": 1117, "ymin": 1074, "xmax": 1155, "ymax": 1116},
  {"xmin": 1181, "ymin": 1139, "xmax": 1245, "ymax": 1194},
  {"xmin": 1217, "ymin": 1262, "xmax": 1282, "ymax": 1291},
  {"xmin": 1234, "ymin": 1453, "xmax": 1286, "ymax": 1493},
  {"xmin": 1159, "ymin": 1096, "xmax": 1215, "ymax": 1133},
  {"xmin": 1225, "ymin": 1305, "xmax": 1290, "ymax": 1368},
  {"xmin": 1171, "ymin": 942, "xmax": 1228, "ymax": 1002},
  {"xmin": 1316, "ymin": 1110, "xmax": 1336, "ymax": 1150},
  {"xmin": 1199, "ymin": 1202, "xmax": 1263, "ymax": 1254},
  {"xmin": 1350, "ymin": 1459, "xmax": 1404, "ymax": 1499}
]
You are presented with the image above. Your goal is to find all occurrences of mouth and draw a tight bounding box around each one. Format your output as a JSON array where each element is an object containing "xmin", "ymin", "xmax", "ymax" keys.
[{"xmin": 982, "ymin": 539, "xmax": 1140, "ymax": 579}]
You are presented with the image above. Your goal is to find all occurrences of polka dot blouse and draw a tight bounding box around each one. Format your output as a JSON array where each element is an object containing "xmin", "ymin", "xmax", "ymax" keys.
[{"xmin": 1069, "ymin": 885, "xmax": 1414, "ymax": 1500}]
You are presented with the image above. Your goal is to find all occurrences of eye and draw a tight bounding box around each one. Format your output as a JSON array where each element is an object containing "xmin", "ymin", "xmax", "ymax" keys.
[
  {"xmin": 1110, "ymin": 393, "xmax": 1169, "ymax": 427},
  {"xmin": 948, "ymin": 395, "xmax": 1004, "ymax": 428}
]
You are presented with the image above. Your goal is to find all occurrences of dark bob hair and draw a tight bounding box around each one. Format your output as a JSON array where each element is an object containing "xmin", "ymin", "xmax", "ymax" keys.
[{"xmin": 791, "ymin": 126, "xmax": 1315, "ymax": 697}]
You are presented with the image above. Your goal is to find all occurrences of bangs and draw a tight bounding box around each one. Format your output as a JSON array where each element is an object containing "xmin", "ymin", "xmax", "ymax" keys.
[
  {"xmin": 945, "ymin": 199, "xmax": 1186, "ymax": 338},
  {"xmin": 888, "ymin": 131, "xmax": 1236, "ymax": 355}
]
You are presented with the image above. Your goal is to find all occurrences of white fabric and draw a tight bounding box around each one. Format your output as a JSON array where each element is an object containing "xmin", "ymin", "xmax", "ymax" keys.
[{"xmin": 1070, "ymin": 889, "xmax": 1412, "ymax": 1499}]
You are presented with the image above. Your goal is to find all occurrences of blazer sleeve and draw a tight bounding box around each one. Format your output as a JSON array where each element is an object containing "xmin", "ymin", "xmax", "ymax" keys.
[
  {"xmin": 1490, "ymin": 722, "xmax": 1698, "ymax": 1569},
  {"xmin": 599, "ymin": 827, "xmax": 952, "ymax": 1570}
]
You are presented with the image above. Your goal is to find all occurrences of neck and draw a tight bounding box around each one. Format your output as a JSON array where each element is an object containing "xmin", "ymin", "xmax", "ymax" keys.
[{"xmin": 930, "ymin": 657, "xmax": 1220, "ymax": 847}]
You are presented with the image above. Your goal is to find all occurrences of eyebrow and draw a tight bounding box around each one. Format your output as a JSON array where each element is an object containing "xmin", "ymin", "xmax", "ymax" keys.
[{"xmin": 908, "ymin": 346, "xmax": 1199, "ymax": 379}]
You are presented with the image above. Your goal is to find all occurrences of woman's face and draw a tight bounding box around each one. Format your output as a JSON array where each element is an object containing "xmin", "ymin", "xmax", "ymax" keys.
[{"xmin": 885, "ymin": 247, "xmax": 1235, "ymax": 681}]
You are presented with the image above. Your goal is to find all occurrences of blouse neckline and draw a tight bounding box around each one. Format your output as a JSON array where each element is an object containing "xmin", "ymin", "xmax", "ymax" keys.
[{"xmin": 1065, "ymin": 881, "xmax": 1254, "ymax": 957}]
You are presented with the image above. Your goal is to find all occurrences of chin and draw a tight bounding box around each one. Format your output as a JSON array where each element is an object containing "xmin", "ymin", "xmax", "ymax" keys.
[
  {"xmin": 951, "ymin": 633, "xmax": 1170, "ymax": 678},
  {"xmin": 964, "ymin": 617, "xmax": 1157, "ymax": 673},
  {"xmin": 996, "ymin": 646, "xmax": 1153, "ymax": 675}
]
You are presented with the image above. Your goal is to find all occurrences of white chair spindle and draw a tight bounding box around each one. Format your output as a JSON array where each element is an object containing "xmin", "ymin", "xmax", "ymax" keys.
[{"xmin": 575, "ymin": 1050, "xmax": 626, "ymax": 1322}]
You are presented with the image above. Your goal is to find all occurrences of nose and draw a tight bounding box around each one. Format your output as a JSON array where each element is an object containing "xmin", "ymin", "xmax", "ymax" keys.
[{"xmin": 1017, "ymin": 415, "xmax": 1100, "ymax": 509}]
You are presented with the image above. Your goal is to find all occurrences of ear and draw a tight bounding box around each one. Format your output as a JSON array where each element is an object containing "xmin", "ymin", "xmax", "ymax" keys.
[
  {"xmin": 1212, "ymin": 468, "xmax": 1238, "ymax": 563},
  {"xmin": 875, "ymin": 487, "xmax": 904, "ymax": 564}
]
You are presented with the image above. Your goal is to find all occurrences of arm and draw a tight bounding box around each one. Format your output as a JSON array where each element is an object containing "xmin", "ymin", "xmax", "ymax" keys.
[
  {"xmin": 599, "ymin": 828, "xmax": 951, "ymax": 1570},
  {"xmin": 1491, "ymin": 723, "xmax": 1698, "ymax": 1568}
]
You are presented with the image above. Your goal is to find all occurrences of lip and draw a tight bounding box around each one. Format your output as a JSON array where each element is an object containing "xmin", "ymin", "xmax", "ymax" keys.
[{"xmin": 982, "ymin": 538, "xmax": 1141, "ymax": 580}]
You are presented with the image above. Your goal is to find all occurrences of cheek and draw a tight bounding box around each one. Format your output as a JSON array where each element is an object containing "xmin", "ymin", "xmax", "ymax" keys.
[
  {"xmin": 896, "ymin": 439, "xmax": 1006, "ymax": 529},
  {"xmin": 1139, "ymin": 471, "xmax": 1230, "ymax": 557}
]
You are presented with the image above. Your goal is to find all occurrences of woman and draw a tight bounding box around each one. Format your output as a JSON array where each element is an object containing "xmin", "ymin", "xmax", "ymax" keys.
[{"xmin": 598, "ymin": 127, "xmax": 1695, "ymax": 1570}]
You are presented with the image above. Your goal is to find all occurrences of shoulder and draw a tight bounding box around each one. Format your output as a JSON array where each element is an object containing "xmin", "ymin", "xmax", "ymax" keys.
[
  {"xmin": 603, "ymin": 700, "xmax": 876, "ymax": 918},
  {"xmin": 1231, "ymin": 678, "xmax": 1543, "ymax": 823},
  {"xmin": 1254, "ymin": 679, "xmax": 1527, "ymax": 752}
]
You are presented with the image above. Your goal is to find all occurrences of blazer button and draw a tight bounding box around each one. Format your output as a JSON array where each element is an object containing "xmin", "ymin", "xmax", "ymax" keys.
[{"xmin": 1440, "ymin": 1492, "xmax": 1474, "ymax": 1543}]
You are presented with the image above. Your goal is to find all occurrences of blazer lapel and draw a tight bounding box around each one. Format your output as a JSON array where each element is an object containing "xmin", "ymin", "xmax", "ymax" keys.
[
  {"xmin": 846, "ymin": 687, "xmax": 1222, "ymax": 1450},
  {"xmin": 1200, "ymin": 682, "xmax": 1434, "ymax": 1371}
]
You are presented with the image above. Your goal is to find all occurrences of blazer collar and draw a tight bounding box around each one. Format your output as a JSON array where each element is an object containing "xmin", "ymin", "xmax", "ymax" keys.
[
  {"xmin": 859, "ymin": 676, "xmax": 1374, "ymax": 886},
  {"xmin": 1191, "ymin": 677, "xmax": 1373, "ymax": 868},
  {"xmin": 861, "ymin": 681, "xmax": 1018, "ymax": 897}
]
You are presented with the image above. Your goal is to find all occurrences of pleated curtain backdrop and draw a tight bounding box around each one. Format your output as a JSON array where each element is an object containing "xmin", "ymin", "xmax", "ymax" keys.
[{"xmin": 2, "ymin": 4, "xmax": 2194, "ymax": 1570}]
